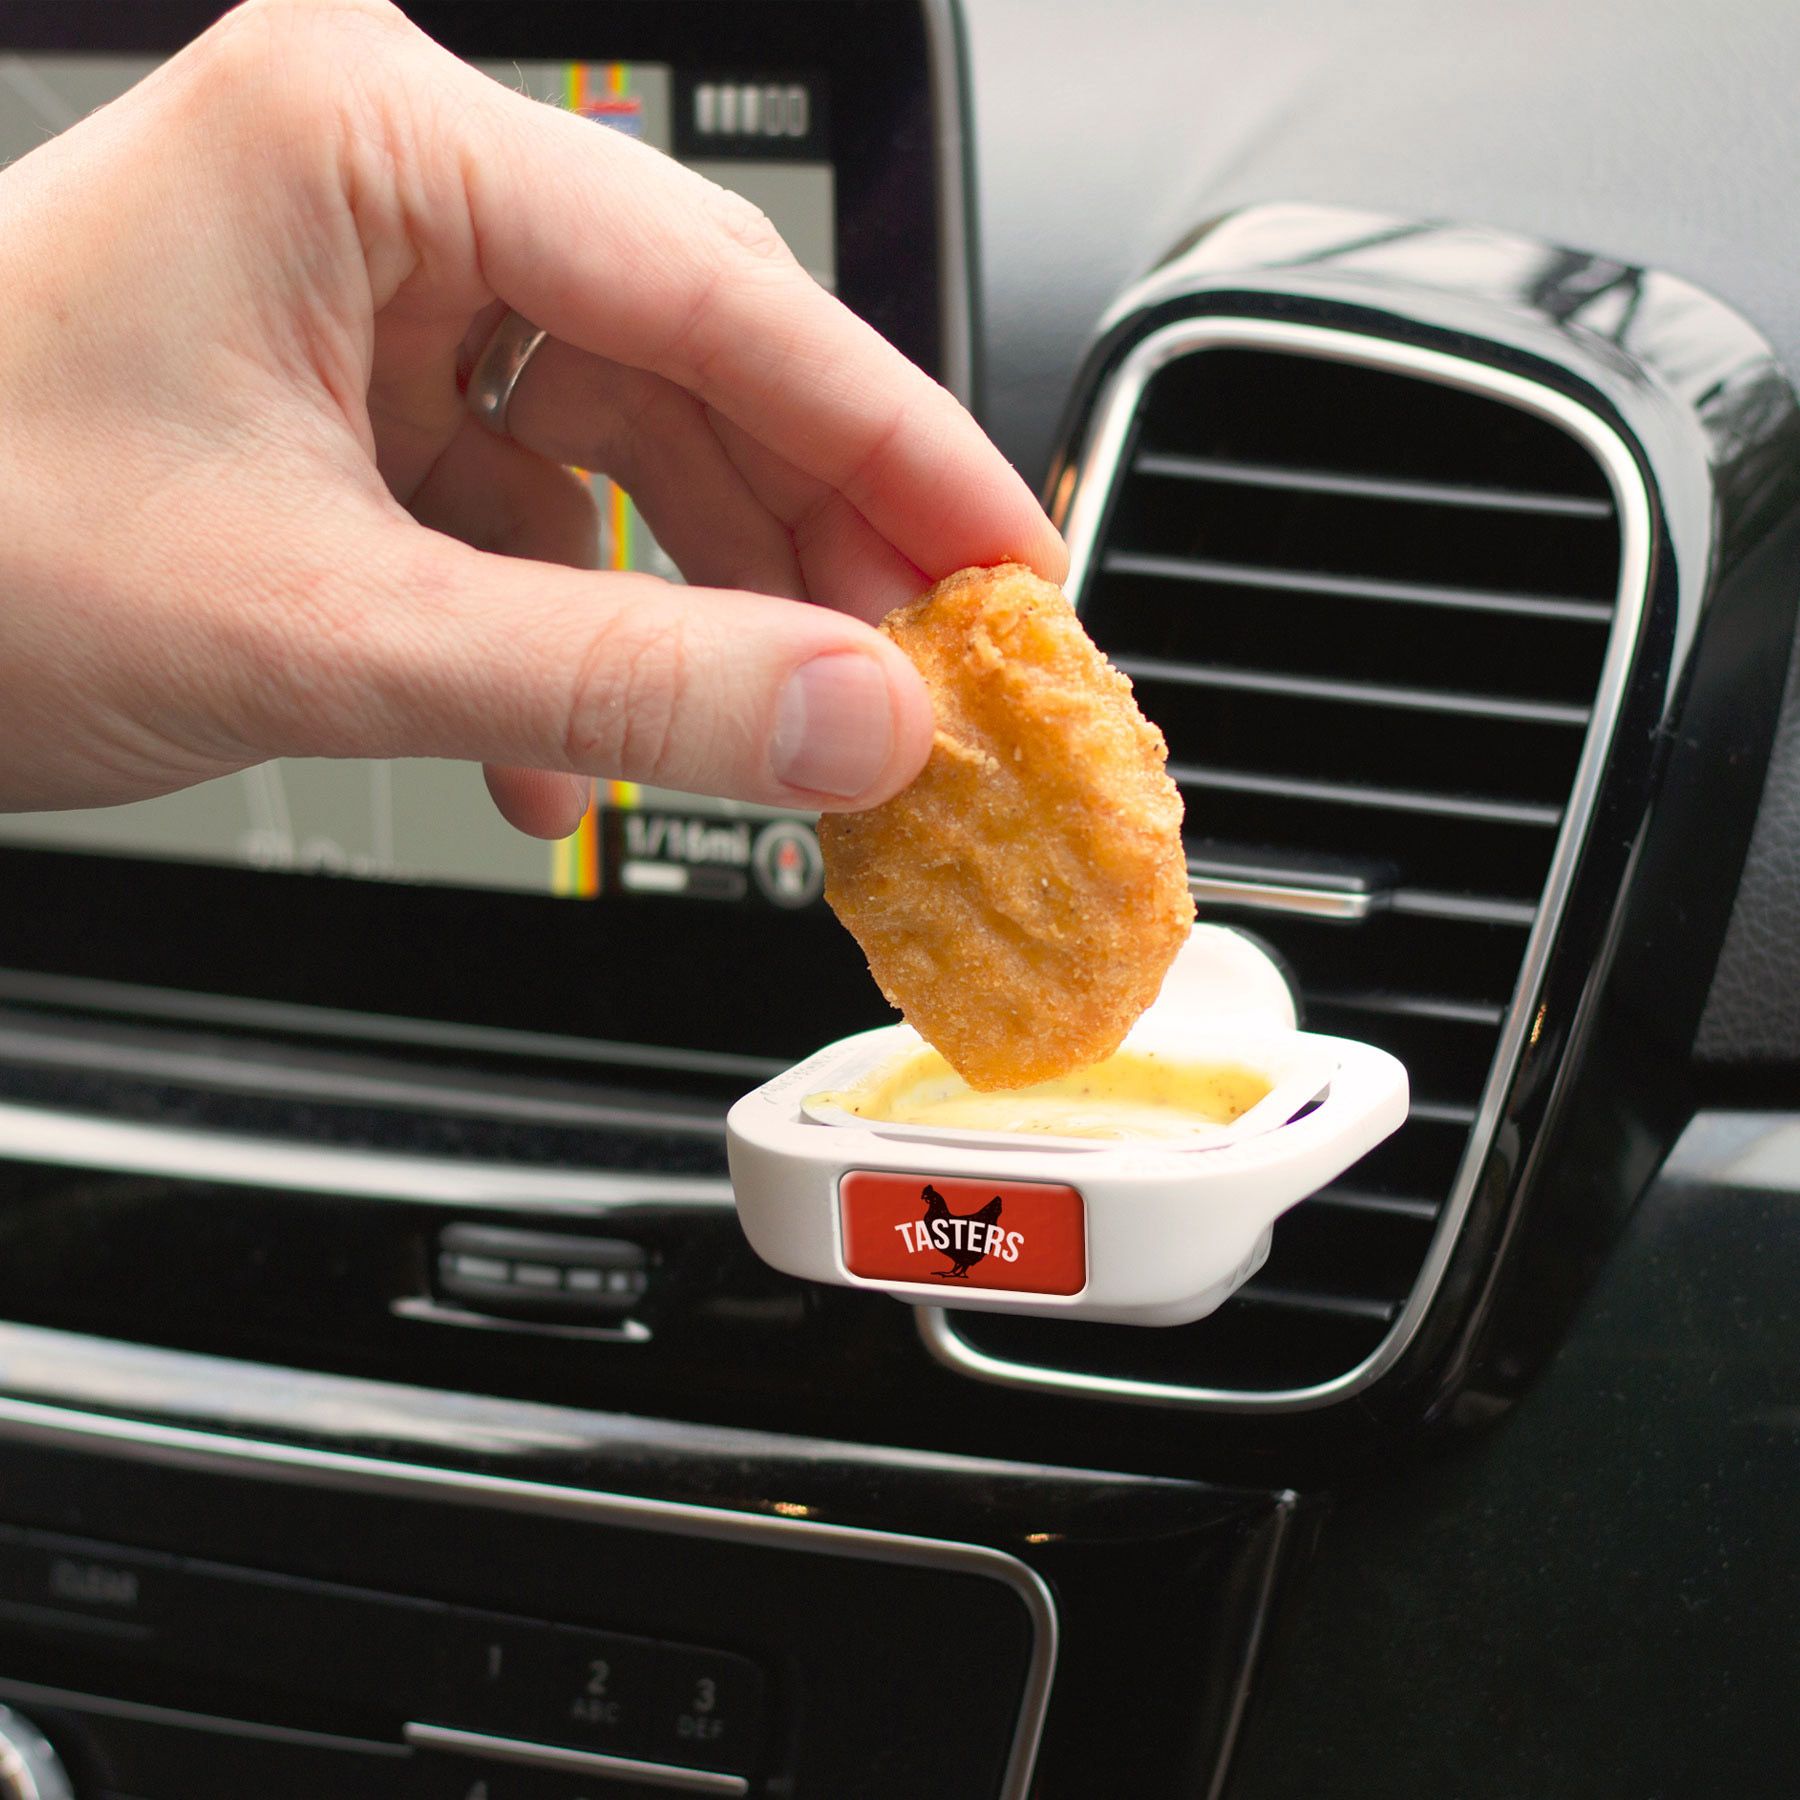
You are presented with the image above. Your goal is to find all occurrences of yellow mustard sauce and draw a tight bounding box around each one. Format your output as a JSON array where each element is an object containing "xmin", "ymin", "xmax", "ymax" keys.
[{"xmin": 814, "ymin": 1047, "xmax": 1273, "ymax": 1140}]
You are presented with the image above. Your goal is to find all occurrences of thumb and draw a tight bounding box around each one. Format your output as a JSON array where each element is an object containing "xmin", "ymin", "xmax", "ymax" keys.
[{"xmin": 242, "ymin": 518, "xmax": 935, "ymax": 810}]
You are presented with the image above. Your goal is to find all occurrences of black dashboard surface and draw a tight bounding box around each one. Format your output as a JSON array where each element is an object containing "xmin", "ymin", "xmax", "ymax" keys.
[{"xmin": 1225, "ymin": 1114, "xmax": 1800, "ymax": 1799}]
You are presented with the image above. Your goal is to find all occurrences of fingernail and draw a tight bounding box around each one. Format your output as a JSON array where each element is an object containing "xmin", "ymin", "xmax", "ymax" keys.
[
  {"xmin": 568, "ymin": 774, "xmax": 595, "ymax": 817},
  {"xmin": 771, "ymin": 653, "xmax": 893, "ymax": 799}
]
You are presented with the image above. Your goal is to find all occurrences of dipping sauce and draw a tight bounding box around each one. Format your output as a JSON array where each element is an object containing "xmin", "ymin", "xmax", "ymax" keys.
[{"xmin": 814, "ymin": 1046, "xmax": 1273, "ymax": 1141}]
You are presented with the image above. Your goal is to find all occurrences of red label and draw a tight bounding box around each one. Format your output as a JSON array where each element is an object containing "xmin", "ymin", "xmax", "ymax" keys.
[{"xmin": 838, "ymin": 1171, "xmax": 1086, "ymax": 1296}]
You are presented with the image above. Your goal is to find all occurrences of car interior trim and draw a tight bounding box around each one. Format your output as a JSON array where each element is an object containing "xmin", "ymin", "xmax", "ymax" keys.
[
  {"xmin": 1186, "ymin": 871, "xmax": 1376, "ymax": 921},
  {"xmin": 922, "ymin": 313, "xmax": 1654, "ymax": 1411},
  {"xmin": 0, "ymin": 1008, "xmax": 738, "ymax": 1140},
  {"xmin": 0, "ymin": 1390, "xmax": 1058, "ymax": 1800},
  {"xmin": 0, "ymin": 1097, "xmax": 734, "ymax": 1213},
  {"xmin": 0, "ymin": 969, "xmax": 789, "ymax": 1081},
  {"xmin": 1203, "ymin": 1492, "xmax": 1298, "ymax": 1800},
  {"xmin": 0, "ymin": 1674, "xmax": 410, "ymax": 1760},
  {"xmin": 921, "ymin": 0, "xmax": 974, "ymax": 407},
  {"xmin": 388, "ymin": 1295, "xmax": 656, "ymax": 1343},
  {"xmin": 403, "ymin": 1722, "xmax": 750, "ymax": 1794}
]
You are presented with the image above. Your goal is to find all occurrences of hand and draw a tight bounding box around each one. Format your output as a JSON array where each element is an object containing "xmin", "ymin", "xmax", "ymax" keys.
[{"xmin": 0, "ymin": 0, "xmax": 1064, "ymax": 838}]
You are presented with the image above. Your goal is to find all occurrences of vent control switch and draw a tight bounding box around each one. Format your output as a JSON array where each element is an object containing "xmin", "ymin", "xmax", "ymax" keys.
[{"xmin": 433, "ymin": 1224, "xmax": 650, "ymax": 1327}]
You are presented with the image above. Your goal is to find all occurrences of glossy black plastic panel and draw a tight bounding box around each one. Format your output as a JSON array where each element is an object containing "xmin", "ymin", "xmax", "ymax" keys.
[
  {"xmin": 1224, "ymin": 1113, "xmax": 1800, "ymax": 1799},
  {"xmin": 1696, "ymin": 617, "xmax": 1800, "ymax": 1072},
  {"xmin": 0, "ymin": 1323, "xmax": 1289, "ymax": 1799},
  {"xmin": 959, "ymin": 319, "xmax": 1626, "ymax": 1398},
  {"xmin": 940, "ymin": 205, "xmax": 1800, "ymax": 1428}
]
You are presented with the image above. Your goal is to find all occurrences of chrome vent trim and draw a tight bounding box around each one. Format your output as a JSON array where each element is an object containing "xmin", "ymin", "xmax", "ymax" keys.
[{"xmin": 920, "ymin": 317, "xmax": 1652, "ymax": 1412}]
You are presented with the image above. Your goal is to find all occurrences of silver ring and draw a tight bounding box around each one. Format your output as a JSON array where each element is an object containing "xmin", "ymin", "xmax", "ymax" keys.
[{"xmin": 466, "ymin": 310, "xmax": 549, "ymax": 437}]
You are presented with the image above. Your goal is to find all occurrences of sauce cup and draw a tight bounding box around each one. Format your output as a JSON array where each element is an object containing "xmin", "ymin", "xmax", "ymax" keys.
[{"xmin": 726, "ymin": 925, "xmax": 1409, "ymax": 1326}]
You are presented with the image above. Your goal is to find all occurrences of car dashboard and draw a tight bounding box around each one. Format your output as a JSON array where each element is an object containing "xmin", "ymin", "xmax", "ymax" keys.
[{"xmin": 0, "ymin": 3, "xmax": 1795, "ymax": 1797}]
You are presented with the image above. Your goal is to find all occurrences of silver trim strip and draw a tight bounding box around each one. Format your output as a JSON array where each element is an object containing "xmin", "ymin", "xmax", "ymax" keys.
[
  {"xmin": 924, "ymin": 314, "xmax": 1653, "ymax": 1411},
  {"xmin": 1204, "ymin": 1495, "xmax": 1297, "ymax": 1800},
  {"xmin": 391, "ymin": 1296, "xmax": 653, "ymax": 1344},
  {"xmin": 0, "ymin": 1098, "xmax": 732, "ymax": 1214},
  {"xmin": 0, "ymin": 969, "xmax": 784, "ymax": 1082},
  {"xmin": 0, "ymin": 1675, "xmax": 408, "ymax": 1759},
  {"xmin": 0, "ymin": 1396, "xmax": 1057, "ymax": 1800},
  {"xmin": 405, "ymin": 1723, "xmax": 747, "ymax": 1795},
  {"xmin": 922, "ymin": 0, "xmax": 976, "ymax": 407},
  {"xmin": 1131, "ymin": 449, "xmax": 1617, "ymax": 519},
  {"xmin": 0, "ymin": 1013, "xmax": 730, "ymax": 1141},
  {"xmin": 1188, "ymin": 873, "xmax": 1374, "ymax": 921}
]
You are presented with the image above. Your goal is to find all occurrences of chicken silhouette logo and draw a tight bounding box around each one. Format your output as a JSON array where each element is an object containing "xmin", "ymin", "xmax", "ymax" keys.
[
  {"xmin": 838, "ymin": 1170, "xmax": 1086, "ymax": 1296},
  {"xmin": 917, "ymin": 1184, "xmax": 1009, "ymax": 1278}
]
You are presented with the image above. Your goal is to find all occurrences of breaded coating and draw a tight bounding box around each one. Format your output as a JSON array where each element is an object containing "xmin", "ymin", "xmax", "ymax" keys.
[{"xmin": 820, "ymin": 564, "xmax": 1194, "ymax": 1090}]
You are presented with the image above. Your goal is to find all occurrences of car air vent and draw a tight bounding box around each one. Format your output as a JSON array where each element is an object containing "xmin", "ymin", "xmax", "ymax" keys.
[{"xmin": 925, "ymin": 319, "xmax": 1643, "ymax": 1408}]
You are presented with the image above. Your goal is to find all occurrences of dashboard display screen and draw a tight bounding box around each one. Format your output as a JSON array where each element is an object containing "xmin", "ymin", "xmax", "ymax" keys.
[
  {"xmin": 0, "ymin": 1, "xmax": 954, "ymax": 1064},
  {"xmin": 0, "ymin": 51, "xmax": 835, "ymax": 912}
]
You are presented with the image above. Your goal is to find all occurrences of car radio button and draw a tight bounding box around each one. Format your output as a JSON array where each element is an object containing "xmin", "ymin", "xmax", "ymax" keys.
[
  {"xmin": 0, "ymin": 1532, "xmax": 175, "ymax": 1646},
  {"xmin": 439, "ymin": 1616, "xmax": 661, "ymax": 1759},
  {"xmin": 407, "ymin": 1727, "xmax": 749, "ymax": 1798},
  {"xmin": 536, "ymin": 1635, "xmax": 649, "ymax": 1752},
  {"xmin": 433, "ymin": 1612, "xmax": 768, "ymax": 1778},
  {"xmin": 433, "ymin": 1227, "xmax": 651, "ymax": 1326},
  {"xmin": 412, "ymin": 1761, "xmax": 621, "ymax": 1800},
  {"xmin": 2, "ymin": 1531, "xmax": 445, "ymax": 1720},
  {"xmin": 641, "ymin": 1647, "xmax": 766, "ymax": 1777}
]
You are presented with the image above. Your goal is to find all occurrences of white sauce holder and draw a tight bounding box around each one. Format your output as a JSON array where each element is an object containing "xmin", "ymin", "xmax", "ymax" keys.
[{"xmin": 725, "ymin": 927, "xmax": 1410, "ymax": 1326}]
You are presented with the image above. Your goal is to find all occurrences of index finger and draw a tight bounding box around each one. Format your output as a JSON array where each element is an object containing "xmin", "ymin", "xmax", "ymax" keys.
[{"xmin": 424, "ymin": 45, "xmax": 1067, "ymax": 589}]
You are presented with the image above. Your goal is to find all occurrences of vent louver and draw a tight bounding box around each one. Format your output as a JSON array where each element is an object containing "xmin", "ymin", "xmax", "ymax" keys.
[{"xmin": 929, "ymin": 323, "xmax": 1641, "ymax": 1407}]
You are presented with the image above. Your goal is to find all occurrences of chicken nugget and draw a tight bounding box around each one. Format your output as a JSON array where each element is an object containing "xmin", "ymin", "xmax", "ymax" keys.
[{"xmin": 820, "ymin": 563, "xmax": 1195, "ymax": 1090}]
